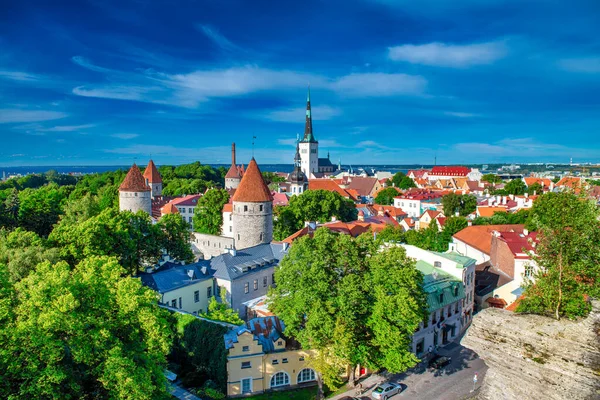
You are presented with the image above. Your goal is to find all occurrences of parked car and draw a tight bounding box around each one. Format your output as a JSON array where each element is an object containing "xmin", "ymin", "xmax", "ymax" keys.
[
  {"xmin": 340, "ymin": 397, "xmax": 370, "ymax": 400},
  {"xmin": 428, "ymin": 354, "xmax": 452, "ymax": 369},
  {"xmin": 371, "ymin": 382, "xmax": 402, "ymax": 399}
]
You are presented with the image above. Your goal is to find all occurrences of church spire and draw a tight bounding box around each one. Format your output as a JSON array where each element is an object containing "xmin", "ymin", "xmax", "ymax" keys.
[{"xmin": 301, "ymin": 86, "xmax": 317, "ymax": 143}]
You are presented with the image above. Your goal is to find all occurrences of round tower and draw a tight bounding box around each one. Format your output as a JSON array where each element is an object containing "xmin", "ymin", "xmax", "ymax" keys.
[
  {"xmin": 119, "ymin": 164, "xmax": 152, "ymax": 215},
  {"xmin": 143, "ymin": 159, "xmax": 163, "ymax": 199},
  {"xmin": 232, "ymin": 158, "xmax": 273, "ymax": 250},
  {"xmin": 290, "ymin": 141, "xmax": 308, "ymax": 195},
  {"xmin": 225, "ymin": 143, "xmax": 242, "ymax": 189}
]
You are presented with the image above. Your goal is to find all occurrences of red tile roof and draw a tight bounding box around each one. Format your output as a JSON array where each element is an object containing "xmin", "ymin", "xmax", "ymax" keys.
[
  {"xmin": 524, "ymin": 177, "xmax": 552, "ymax": 188},
  {"xmin": 308, "ymin": 179, "xmax": 352, "ymax": 198},
  {"xmin": 429, "ymin": 166, "xmax": 471, "ymax": 177},
  {"xmin": 143, "ymin": 159, "xmax": 162, "ymax": 183},
  {"xmin": 232, "ymin": 158, "xmax": 273, "ymax": 203},
  {"xmin": 222, "ymin": 203, "xmax": 233, "ymax": 213},
  {"xmin": 119, "ymin": 164, "xmax": 151, "ymax": 192},
  {"xmin": 171, "ymin": 194, "xmax": 202, "ymax": 206},
  {"xmin": 225, "ymin": 163, "xmax": 242, "ymax": 179},
  {"xmin": 408, "ymin": 169, "xmax": 429, "ymax": 179},
  {"xmin": 497, "ymin": 231, "xmax": 538, "ymax": 259},
  {"xmin": 160, "ymin": 202, "xmax": 179, "ymax": 215},
  {"xmin": 453, "ymin": 224, "xmax": 525, "ymax": 255},
  {"xmin": 556, "ymin": 176, "xmax": 581, "ymax": 189},
  {"xmin": 422, "ymin": 209, "xmax": 442, "ymax": 220},
  {"xmin": 272, "ymin": 192, "xmax": 289, "ymax": 206},
  {"xmin": 477, "ymin": 206, "xmax": 508, "ymax": 217}
]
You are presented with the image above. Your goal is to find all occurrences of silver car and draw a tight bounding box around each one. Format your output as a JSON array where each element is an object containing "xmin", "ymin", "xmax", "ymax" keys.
[{"xmin": 371, "ymin": 382, "xmax": 402, "ymax": 399}]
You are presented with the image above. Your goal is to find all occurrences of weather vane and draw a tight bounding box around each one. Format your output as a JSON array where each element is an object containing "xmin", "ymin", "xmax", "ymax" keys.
[{"xmin": 252, "ymin": 135, "xmax": 257, "ymax": 158}]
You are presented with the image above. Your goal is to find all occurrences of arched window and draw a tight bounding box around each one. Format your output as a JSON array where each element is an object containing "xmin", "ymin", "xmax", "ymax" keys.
[
  {"xmin": 270, "ymin": 372, "xmax": 290, "ymax": 387},
  {"xmin": 297, "ymin": 368, "xmax": 316, "ymax": 383}
]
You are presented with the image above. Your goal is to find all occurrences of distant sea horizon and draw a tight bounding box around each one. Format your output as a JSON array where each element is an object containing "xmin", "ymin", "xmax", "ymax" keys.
[{"xmin": 0, "ymin": 164, "xmax": 446, "ymax": 176}]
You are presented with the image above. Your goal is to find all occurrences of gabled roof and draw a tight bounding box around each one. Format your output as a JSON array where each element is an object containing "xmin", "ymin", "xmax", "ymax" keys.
[
  {"xmin": 524, "ymin": 177, "xmax": 552, "ymax": 188},
  {"xmin": 556, "ymin": 176, "xmax": 581, "ymax": 189},
  {"xmin": 224, "ymin": 316, "xmax": 286, "ymax": 352},
  {"xmin": 143, "ymin": 160, "xmax": 162, "ymax": 183},
  {"xmin": 119, "ymin": 164, "xmax": 151, "ymax": 192},
  {"xmin": 139, "ymin": 262, "xmax": 212, "ymax": 293},
  {"xmin": 347, "ymin": 176, "xmax": 378, "ymax": 197},
  {"xmin": 160, "ymin": 203, "xmax": 179, "ymax": 215},
  {"xmin": 453, "ymin": 224, "xmax": 525, "ymax": 255},
  {"xmin": 171, "ymin": 194, "xmax": 202, "ymax": 207},
  {"xmin": 408, "ymin": 169, "xmax": 429, "ymax": 179},
  {"xmin": 308, "ymin": 179, "xmax": 352, "ymax": 198},
  {"xmin": 210, "ymin": 243, "xmax": 288, "ymax": 281},
  {"xmin": 232, "ymin": 158, "xmax": 273, "ymax": 203},
  {"xmin": 429, "ymin": 166, "xmax": 471, "ymax": 177},
  {"xmin": 496, "ymin": 231, "xmax": 538, "ymax": 259},
  {"xmin": 272, "ymin": 192, "xmax": 289, "ymax": 206}
]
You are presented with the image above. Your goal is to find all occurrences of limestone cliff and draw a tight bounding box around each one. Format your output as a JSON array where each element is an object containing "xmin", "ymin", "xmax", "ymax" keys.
[{"xmin": 461, "ymin": 302, "xmax": 600, "ymax": 400}]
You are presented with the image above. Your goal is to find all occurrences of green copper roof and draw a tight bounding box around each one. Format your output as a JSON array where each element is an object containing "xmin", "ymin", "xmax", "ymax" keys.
[
  {"xmin": 432, "ymin": 251, "xmax": 477, "ymax": 268},
  {"xmin": 416, "ymin": 260, "xmax": 465, "ymax": 312},
  {"xmin": 301, "ymin": 87, "xmax": 317, "ymax": 143}
]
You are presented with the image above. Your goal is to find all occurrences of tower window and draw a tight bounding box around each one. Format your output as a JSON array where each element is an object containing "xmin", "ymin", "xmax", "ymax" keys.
[
  {"xmin": 260, "ymin": 233, "xmax": 263, "ymax": 241},
  {"xmin": 259, "ymin": 205, "xmax": 263, "ymax": 211},
  {"xmin": 244, "ymin": 205, "xmax": 248, "ymax": 212}
]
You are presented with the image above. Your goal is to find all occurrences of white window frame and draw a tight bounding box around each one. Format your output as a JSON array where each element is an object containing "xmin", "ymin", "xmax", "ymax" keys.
[
  {"xmin": 241, "ymin": 377, "xmax": 252, "ymax": 394},
  {"xmin": 270, "ymin": 371, "xmax": 290, "ymax": 387},
  {"xmin": 297, "ymin": 368, "xmax": 316, "ymax": 383}
]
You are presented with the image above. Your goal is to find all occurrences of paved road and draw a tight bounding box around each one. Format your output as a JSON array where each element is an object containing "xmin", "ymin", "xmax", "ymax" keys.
[
  {"xmin": 333, "ymin": 341, "xmax": 487, "ymax": 400},
  {"xmin": 170, "ymin": 383, "xmax": 202, "ymax": 400}
]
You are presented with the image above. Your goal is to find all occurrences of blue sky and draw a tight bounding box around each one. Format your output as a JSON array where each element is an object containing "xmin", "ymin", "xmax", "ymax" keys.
[{"xmin": 1, "ymin": 0, "xmax": 599, "ymax": 166}]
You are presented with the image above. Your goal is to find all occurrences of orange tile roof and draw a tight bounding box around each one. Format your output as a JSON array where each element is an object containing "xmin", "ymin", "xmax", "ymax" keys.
[
  {"xmin": 452, "ymin": 224, "xmax": 525, "ymax": 255},
  {"xmin": 556, "ymin": 176, "xmax": 581, "ymax": 189},
  {"xmin": 222, "ymin": 203, "xmax": 233, "ymax": 213},
  {"xmin": 225, "ymin": 163, "xmax": 242, "ymax": 179},
  {"xmin": 143, "ymin": 159, "xmax": 162, "ymax": 183},
  {"xmin": 524, "ymin": 177, "xmax": 551, "ymax": 188},
  {"xmin": 160, "ymin": 202, "xmax": 179, "ymax": 215},
  {"xmin": 119, "ymin": 164, "xmax": 151, "ymax": 192},
  {"xmin": 308, "ymin": 179, "xmax": 352, "ymax": 198},
  {"xmin": 477, "ymin": 206, "xmax": 508, "ymax": 218},
  {"xmin": 422, "ymin": 209, "xmax": 442, "ymax": 219},
  {"xmin": 231, "ymin": 158, "xmax": 272, "ymax": 203},
  {"xmin": 505, "ymin": 295, "xmax": 524, "ymax": 312}
]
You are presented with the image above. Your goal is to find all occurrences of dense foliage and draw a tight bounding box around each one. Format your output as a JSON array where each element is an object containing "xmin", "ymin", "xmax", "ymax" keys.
[
  {"xmin": 391, "ymin": 172, "xmax": 417, "ymax": 189},
  {"xmin": 159, "ymin": 162, "xmax": 225, "ymax": 196},
  {"xmin": 517, "ymin": 192, "xmax": 600, "ymax": 319},
  {"xmin": 170, "ymin": 314, "xmax": 228, "ymax": 394},
  {"xmin": 441, "ymin": 193, "xmax": 477, "ymax": 216},
  {"xmin": 193, "ymin": 188, "xmax": 230, "ymax": 235},
  {"xmin": 503, "ymin": 178, "xmax": 527, "ymax": 195},
  {"xmin": 377, "ymin": 216, "xmax": 468, "ymax": 252},
  {"xmin": 0, "ymin": 257, "xmax": 174, "ymax": 399},
  {"xmin": 481, "ymin": 173, "xmax": 501, "ymax": 184},
  {"xmin": 269, "ymin": 229, "xmax": 428, "ymax": 398},
  {"xmin": 374, "ymin": 187, "xmax": 400, "ymax": 205},
  {"xmin": 200, "ymin": 290, "xmax": 243, "ymax": 325},
  {"xmin": 273, "ymin": 190, "xmax": 357, "ymax": 240},
  {"xmin": 472, "ymin": 209, "xmax": 530, "ymax": 226}
]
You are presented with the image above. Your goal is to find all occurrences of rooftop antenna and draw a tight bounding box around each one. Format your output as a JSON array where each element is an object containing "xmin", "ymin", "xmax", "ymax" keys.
[{"xmin": 252, "ymin": 135, "xmax": 257, "ymax": 158}]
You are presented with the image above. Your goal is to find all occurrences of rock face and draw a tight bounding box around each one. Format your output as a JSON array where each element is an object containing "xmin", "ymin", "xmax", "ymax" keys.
[{"xmin": 461, "ymin": 302, "xmax": 600, "ymax": 400}]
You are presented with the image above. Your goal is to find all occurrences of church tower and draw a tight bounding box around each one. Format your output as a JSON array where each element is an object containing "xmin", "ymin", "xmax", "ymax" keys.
[
  {"xmin": 119, "ymin": 164, "xmax": 152, "ymax": 215},
  {"xmin": 289, "ymin": 140, "xmax": 308, "ymax": 195},
  {"xmin": 143, "ymin": 159, "xmax": 162, "ymax": 199},
  {"xmin": 231, "ymin": 158, "xmax": 273, "ymax": 250},
  {"xmin": 299, "ymin": 87, "xmax": 318, "ymax": 178},
  {"xmin": 225, "ymin": 143, "xmax": 243, "ymax": 189}
]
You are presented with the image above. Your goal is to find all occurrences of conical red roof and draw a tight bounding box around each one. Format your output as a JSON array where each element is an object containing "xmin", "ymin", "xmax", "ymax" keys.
[
  {"xmin": 225, "ymin": 163, "xmax": 242, "ymax": 179},
  {"xmin": 143, "ymin": 159, "xmax": 162, "ymax": 183},
  {"xmin": 231, "ymin": 158, "xmax": 272, "ymax": 203},
  {"xmin": 119, "ymin": 164, "xmax": 151, "ymax": 192}
]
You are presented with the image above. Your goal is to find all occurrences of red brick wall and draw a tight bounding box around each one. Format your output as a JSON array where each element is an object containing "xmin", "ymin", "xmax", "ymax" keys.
[{"xmin": 490, "ymin": 236, "xmax": 516, "ymax": 278}]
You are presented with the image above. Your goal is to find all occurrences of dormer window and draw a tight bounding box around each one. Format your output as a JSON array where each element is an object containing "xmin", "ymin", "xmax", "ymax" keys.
[
  {"xmin": 439, "ymin": 293, "xmax": 444, "ymax": 303},
  {"xmin": 277, "ymin": 340, "xmax": 283, "ymax": 346},
  {"xmin": 453, "ymin": 286, "xmax": 459, "ymax": 296}
]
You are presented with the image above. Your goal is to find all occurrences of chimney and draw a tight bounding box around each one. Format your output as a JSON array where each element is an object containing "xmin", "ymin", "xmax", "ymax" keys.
[
  {"xmin": 455, "ymin": 211, "xmax": 459, "ymax": 217},
  {"xmin": 228, "ymin": 246, "xmax": 237, "ymax": 256},
  {"xmin": 231, "ymin": 143, "xmax": 236, "ymax": 165},
  {"xmin": 525, "ymin": 192, "xmax": 529, "ymax": 198},
  {"xmin": 523, "ymin": 229, "xmax": 529, "ymax": 236},
  {"xmin": 502, "ymin": 196, "xmax": 507, "ymax": 205},
  {"xmin": 282, "ymin": 242, "xmax": 289, "ymax": 251},
  {"xmin": 187, "ymin": 269, "xmax": 195, "ymax": 280},
  {"xmin": 533, "ymin": 190, "xmax": 537, "ymax": 196},
  {"xmin": 496, "ymin": 195, "xmax": 501, "ymax": 204},
  {"xmin": 358, "ymin": 210, "xmax": 365, "ymax": 221},
  {"xmin": 378, "ymin": 206, "xmax": 385, "ymax": 217},
  {"xmin": 509, "ymin": 194, "xmax": 515, "ymax": 200},
  {"xmin": 468, "ymin": 220, "xmax": 473, "ymax": 226}
]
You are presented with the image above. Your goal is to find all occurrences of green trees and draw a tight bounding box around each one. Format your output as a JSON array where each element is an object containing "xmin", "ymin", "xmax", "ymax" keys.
[
  {"xmin": 200, "ymin": 294, "xmax": 243, "ymax": 325},
  {"xmin": 517, "ymin": 192, "xmax": 600, "ymax": 319},
  {"xmin": 272, "ymin": 190, "xmax": 357, "ymax": 240},
  {"xmin": 441, "ymin": 193, "xmax": 477, "ymax": 216},
  {"xmin": 527, "ymin": 182, "xmax": 543, "ymax": 195},
  {"xmin": 193, "ymin": 188, "xmax": 229, "ymax": 235},
  {"xmin": 170, "ymin": 314, "xmax": 229, "ymax": 393},
  {"xmin": 50, "ymin": 208, "xmax": 193, "ymax": 275},
  {"xmin": 504, "ymin": 179, "xmax": 527, "ymax": 195},
  {"xmin": 17, "ymin": 183, "xmax": 69, "ymax": 236},
  {"xmin": 160, "ymin": 162, "xmax": 225, "ymax": 196},
  {"xmin": 0, "ymin": 257, "xmax": 173, "ymax": 399},
  {"xmin": 482, "ymin": 173, "xmax": 501, "ymax": 184},
  {"xmin": 374, "ymin": 187, "xmax": 400, "ymax": 205},
  {"xmin": 269, "ymin": 229, "xmax": 427, "ymax": 397},
  {"xmin": 391, "ymin": 172, "xmax": 417, "ymax": 189}
]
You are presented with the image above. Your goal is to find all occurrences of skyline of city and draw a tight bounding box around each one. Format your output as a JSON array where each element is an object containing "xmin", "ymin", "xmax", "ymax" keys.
[{"xmin": 2, "ymin": 0, "xmax": 599, "ymax": 166}]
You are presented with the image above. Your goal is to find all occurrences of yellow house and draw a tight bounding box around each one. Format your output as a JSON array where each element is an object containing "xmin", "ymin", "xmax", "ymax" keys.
[
  {"xmin": 140, "ymin": 262, "xmax": 214, "ymax": 315},
  {"xmin": 224, "ymin": 316, "xmax": 317, "ymax": 397},
  {"xmin": 419, "ymin": 209, "xmax": 445, "ymax": 231}
]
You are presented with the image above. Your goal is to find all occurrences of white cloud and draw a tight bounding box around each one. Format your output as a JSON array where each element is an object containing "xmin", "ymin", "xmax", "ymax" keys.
[
  {"xmin": 388, "ymin": 41, "xmax": 507, "ymax": 68},
  {"xmin": 557, "ymin": 57, "xmax": 600, "ymax": 73},
  {"xmin": 0, "ymin": 70, "xmax": 42, "ymax": 82},
  {"xmin": 331, "ymin": 73, "xmax": 427, "ymax": 96},
  {"xmin": 41, "ymin": 124, "xmax": 97, "ymax": 132},
  {"xmin": 197, "ymin": 24, "xmax": 242, "ymax": 53},
  {"xmin": 444, "ymin": 111, "xmax": 481, "ymax": 118},
  {"xmin": 71, "ymin": 56, "xmax": 115, "ymax": 73},
  {"xmin": 111, "ymin": 133, "xmax": 139, "ymax": 139},
  {"xmin": 276, "ymin": 138, "xmax": 344, "ymax": 148},
  {"xmin": 0, "ymin": 109, "xmax": 69, "ymax": 124},
  {"xmin": 264, "ymin": 105, "xmax": 342, "ymax": 122}
]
